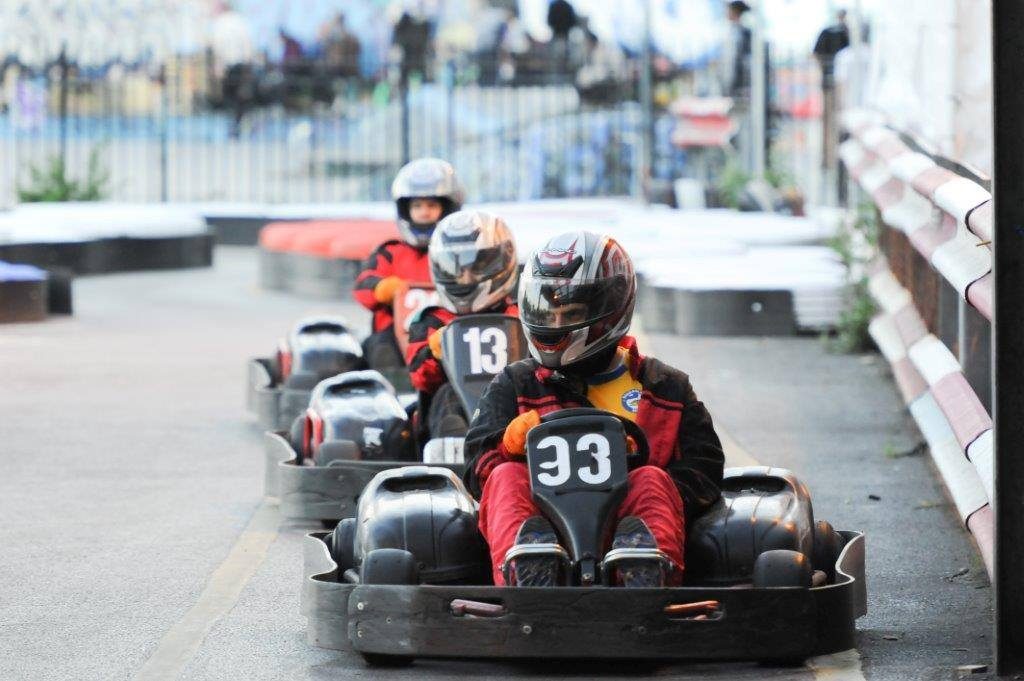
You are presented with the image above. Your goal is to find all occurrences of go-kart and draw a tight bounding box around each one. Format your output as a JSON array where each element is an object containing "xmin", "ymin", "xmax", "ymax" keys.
[
  {"xmin": 266, "ymin": 314, "xmax": 527, "ymax": 522},
  {"xmin": 301, "ymin": 409, "xmax": 866, "ymax": 663},
  {"xmin": 247, "ymin": 316, "xmax": 363, "ymax": 431}
]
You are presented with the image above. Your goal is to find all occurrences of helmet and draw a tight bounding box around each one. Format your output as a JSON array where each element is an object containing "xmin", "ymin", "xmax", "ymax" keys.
[
  {"xmin": 518, "ymin": 231, "xmax": 636, "ymax": 369},
  {"xmin": 391, "ymin": 158, "xmax": 464, "ymax": 248},
  {"xmin": 429, "ymin": 210, "xmax": 518, "ymax": 314}
]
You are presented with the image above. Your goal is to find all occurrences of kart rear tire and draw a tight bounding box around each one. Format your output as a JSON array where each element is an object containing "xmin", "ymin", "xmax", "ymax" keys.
[
  {"xmin": 361, "ymin": 548, "xmax": 419, "ymax": 585},
  {"xmin": 752, "ymin": 549, "xmax": 812, "ymax": 589},
  {"xmin": 361, "ymin": 652, "xmax": 414, "ymax": 667},
  {"xmin": 812, "ymin": 520, "xmax": 842, "ymax": 581},
  {"xmin": 329, "ymin": 518, "xmax": 356, "ymax": 574}
]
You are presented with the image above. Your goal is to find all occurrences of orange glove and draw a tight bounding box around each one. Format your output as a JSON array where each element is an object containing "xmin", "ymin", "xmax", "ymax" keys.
[
  {"xmin": 625, "ymin": 435, "xmax": 638, "ymax": 454},
  {"xmin": 373, "ymin": 276, "xmax": 404, "ymax": 305},
  {"xmin": 502, "ymin": 410, "xmax": 541, "ymax": 457},
  {"xmin": 428, "ymin": 325, "xmax": 446, "ymax": 360}
]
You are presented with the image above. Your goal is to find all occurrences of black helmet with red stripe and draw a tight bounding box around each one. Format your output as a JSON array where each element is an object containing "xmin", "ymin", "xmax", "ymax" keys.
[{"xmin": 518, "ymin": 231, "xmax": 636, "ymax": 370}]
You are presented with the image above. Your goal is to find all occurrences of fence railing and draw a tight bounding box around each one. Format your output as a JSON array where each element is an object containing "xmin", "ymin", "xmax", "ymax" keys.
[{"xmin": 841, "ymin": 109, "xmax": 994, "ymax": 574}]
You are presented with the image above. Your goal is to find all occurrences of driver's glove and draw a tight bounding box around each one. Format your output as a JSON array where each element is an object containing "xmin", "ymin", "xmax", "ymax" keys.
[
  {"xmin": 428, "ymin": 325, "xmax": 446, "ymax": 360},
  {"xmin": 373, "ymin": 276, "xmax": 404, "ymax": 305},
  {"xmin": 501, "ymin": 409, "xmax": 541, "ymax": 457}
]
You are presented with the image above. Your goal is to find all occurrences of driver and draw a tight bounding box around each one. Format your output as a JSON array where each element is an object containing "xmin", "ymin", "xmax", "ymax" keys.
[
  {"xmin": 464, "ymin": 231, "xmax": 724, "ymax": 587},
  {"xmin": 406, "ymin": 210, "xmax": 519, "ymax": 438},
  {"xmin": 353, "ymin": 158, "xmax": 463, "ymax": 368}
]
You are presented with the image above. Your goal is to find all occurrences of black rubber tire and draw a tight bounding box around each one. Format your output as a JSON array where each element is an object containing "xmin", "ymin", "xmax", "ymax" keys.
[
  {"xmin": 329, "ymin": 518, "xmax": 357, "ymax": 573},
  {"xmin": 812, "ymin": 520, "xmax": 842, "ymax": 582},
  {"xmin": 752, "ymin": 549, "xmax": 813, "ymax": 589},
  {"xmin": 288, "ymin": 415, "xmax": 307, "ymax": 460},
  {"xmin": 361, "ymin": 652, "xmax": 414, "ymax": 667},
  {"xmin": 361, "ymin": 548, "xmax": 419, "ymax": 585}
]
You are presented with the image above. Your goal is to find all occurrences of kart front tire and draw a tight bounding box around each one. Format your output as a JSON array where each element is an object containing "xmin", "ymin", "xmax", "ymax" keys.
[
  {"xmin": 360, "ymin": 548, "xmax": 419, "ymax": 585},
  {"xmin": 329, "ymin": 518, "xmax": 356, "ymax": 574},
  {"xmin": 812, "ymin": 520, "xmax": 842, "ymax": 581},
  {"xmin": 752, "ymin": 549, "xmax": 812, "ymax": 589}
]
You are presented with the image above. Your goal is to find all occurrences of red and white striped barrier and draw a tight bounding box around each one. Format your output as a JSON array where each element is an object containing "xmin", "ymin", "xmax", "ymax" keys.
[
  {"xmin": 867, "ymin": 264, "xmax": 993, "ymax": 575},
  {"xmin": 840, "ymin": 112, "xmax": 993, "ymax": 321}
]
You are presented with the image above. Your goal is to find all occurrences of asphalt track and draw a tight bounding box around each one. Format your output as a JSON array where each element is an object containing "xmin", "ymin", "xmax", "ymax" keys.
[{"xmin": 0, "ymin": 247, "xmax": 992, "ymax": 680}]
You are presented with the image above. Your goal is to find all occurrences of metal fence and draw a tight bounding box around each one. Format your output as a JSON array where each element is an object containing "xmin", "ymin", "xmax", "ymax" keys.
[{"xmin": 0, "ymin": 52, "xmax": 649, "ymax": 206}]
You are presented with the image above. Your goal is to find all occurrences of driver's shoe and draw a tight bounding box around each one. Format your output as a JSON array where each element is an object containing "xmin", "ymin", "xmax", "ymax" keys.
[
  {"xmin": 507, "ymin": 516, "xmax": 563, "ymax": 587},
  {"xmin": 612, "ymin": 516, "xmax": 667, "ymax": 588}
]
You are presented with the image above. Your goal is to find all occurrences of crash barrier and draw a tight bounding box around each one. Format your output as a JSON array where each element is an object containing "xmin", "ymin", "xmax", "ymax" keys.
[
  {"xmin": 257, "ymin": 199, "xmax": 845, "ymax": 335},
  {"xmin": 841, "ymin": 113, "xmax": 995, "ymax": 575},
  {"xmin": 866, "ymin": 264, "xmax": 993, "ymax": 575},
  {"xmin": 0, "ymin": 203, "xmax": 213, "ymax": 274}
]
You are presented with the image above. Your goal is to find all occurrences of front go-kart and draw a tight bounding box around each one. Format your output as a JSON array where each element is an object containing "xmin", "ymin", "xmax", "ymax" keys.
[
  {"xmin": 267, "ymin": 315, "xmax": 526, "ymax": 522},
  {"xmin": 247, "ymin": 316, "xmax": 363, "ymax": 430},
  {"xmin": 301, "ymin": 409, "xmax": 866, "ymax": 664}
]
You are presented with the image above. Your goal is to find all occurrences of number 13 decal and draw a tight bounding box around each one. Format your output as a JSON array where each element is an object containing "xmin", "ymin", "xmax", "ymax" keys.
[
  {"xmin": 463, "ymin": 327, "xmax": 508, "ymax": 374},
  {"xmin": 535, "ymin": 433, "xmax": 612, "ymax": 486}
]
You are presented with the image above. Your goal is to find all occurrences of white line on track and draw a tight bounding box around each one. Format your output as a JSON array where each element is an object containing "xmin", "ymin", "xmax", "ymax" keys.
[
  {"xmin": 633, "ymin": 317, "xmax": 865, "ymax": 680},
  {"xmin": 134, "ymin": 502, "xmax": 279, "ymax": 681}
]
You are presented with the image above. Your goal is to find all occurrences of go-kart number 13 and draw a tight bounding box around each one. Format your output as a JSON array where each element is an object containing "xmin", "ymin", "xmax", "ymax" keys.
[
  {"xmin": 535, "ymin": 434, "xmax": 612, "ymax": 487},
  {"xmin": 462, "ymin": 327, "xmax": 508, "ymax": 375}
]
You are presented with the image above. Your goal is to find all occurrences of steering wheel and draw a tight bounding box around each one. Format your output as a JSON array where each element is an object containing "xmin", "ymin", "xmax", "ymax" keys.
[{"xmin": 539, "ymin": 407, "xmax": 650, "ymax": 469}]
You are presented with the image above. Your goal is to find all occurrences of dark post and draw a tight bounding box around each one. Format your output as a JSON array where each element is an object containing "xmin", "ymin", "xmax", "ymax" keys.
[
  {"xmin": 58, "ymin": 45, "xmax": 69, "ymax": 169},
  {"xmin": 399, "ymin": 72, "xmax": 411, "ymax": 166},
  {"xmin": 158, "ymin": 64, "xmax": 169, "ymax": 202},
  {"xmin": 638, "ymin": 0, "xmax": 653, "ymax": 199},
  {"xmin": 992, "ymin": 0, "xmax": 1024, "ymax": 673}
]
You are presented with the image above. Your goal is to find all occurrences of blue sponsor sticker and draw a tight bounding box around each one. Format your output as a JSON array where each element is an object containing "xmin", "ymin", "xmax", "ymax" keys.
[{"xmin": 622, "ymin": 388, "xmax": 641, "ymax": 413}]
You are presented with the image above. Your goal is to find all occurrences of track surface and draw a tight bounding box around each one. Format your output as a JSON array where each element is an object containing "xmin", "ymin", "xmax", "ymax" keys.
[{"xmin": 0, "ymin": 248, "xmax": 991, "ymax": 680}]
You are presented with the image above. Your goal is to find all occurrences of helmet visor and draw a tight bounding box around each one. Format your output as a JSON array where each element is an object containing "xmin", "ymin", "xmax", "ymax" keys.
[
  {"xmin": 519, "ymin": 275, "xmax": 630, "ymax": 331},
  {"xmin": 432, "ymin": 244, "xmax": 508, "ymax": 283}
]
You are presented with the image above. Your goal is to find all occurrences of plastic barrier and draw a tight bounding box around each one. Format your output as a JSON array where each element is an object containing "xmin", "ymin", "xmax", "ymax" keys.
[{"xmin": 0, "ymin": 261, "xmax": 48, "ymax": 323}]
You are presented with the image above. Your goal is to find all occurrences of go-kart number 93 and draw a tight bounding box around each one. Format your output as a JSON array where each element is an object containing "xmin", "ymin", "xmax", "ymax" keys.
[
  {"xmin": 462, "ymin": 327, "xmax": 508, "ymax": 375},
  {"xmin": 534, "ymin": 433, "xmax": 612, "ymax": 487}
]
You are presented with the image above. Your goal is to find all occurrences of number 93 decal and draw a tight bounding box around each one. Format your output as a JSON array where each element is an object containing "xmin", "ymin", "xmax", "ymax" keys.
[{"xmin": 534, "ymin": 433, "xmax": 612, "ymax": 487}]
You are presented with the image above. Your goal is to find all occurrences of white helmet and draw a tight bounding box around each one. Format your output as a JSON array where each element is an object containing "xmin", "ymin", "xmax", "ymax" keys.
[
  {"xmin": 429, "ymin": 211, "xmax": 518, "ymax": 314},
  {"xmin": 391, "ymin": 158, "xmax": 464, "ymax": 248}
]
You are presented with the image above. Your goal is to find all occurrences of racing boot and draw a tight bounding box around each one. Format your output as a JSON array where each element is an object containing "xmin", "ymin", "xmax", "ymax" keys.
[
  {"xmin": 503, "ymin": 516, "xmax": 566, "ymax": 587},
  {"xmin": 609, "ymin": 516, "xmax": 668, "ymax": 588}
]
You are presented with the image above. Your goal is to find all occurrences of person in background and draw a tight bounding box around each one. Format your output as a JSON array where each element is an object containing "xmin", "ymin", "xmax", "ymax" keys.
[
  {"xmin": 547, "ymin": 0, "xmax": 577, "ymax": 75},
  {"xmin": 575, "ymin": 28, "xmax": 626, "ymax": 105},
  {"xmin": 353, "ymin": 158, "xmax": 464, "ymax": 369},
  {"xmin": 210, "ymin": 1, "xmax": 254, "ymax": 138},
  {"xmin": 814, "ymin": 10, "xmax": 850, "ymax": 171},
  {"xmin": 721, "ymin": 1, "xmax": 751, "ymax": 97}
]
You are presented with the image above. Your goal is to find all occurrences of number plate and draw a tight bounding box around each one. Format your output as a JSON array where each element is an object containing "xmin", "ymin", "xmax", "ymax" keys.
[{"xmin": 526, "ymin": 418, "xmax": 629, "ymax": 494}]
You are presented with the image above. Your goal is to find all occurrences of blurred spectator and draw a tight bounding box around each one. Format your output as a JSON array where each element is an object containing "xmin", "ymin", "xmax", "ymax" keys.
[
  {"xmin": 721, "ymin": 1, "xmax": 751, "ymax": 97},
  {"xmin": 393, "ymin": 10, "xmax": 432, "ymax": 82},
  {"xmin": 813, "ymin": 10, "xmax": 850, "ymax": 89},
  {"xmin": 498, "ymin": 9, "xmax": 531, "ymax": 83},
  {"xmin": 279, "ymin": 28, "xmax": 304, "ymax": 66},
  {"xmin": 575, "ymin": 29, "xmax": 626, "ymax": 105},
  {"xmin": 320, "ymin": 13, "xmax": 361, "ymax": 80},
  {"xmin": 547, "ymin": 0, "xmax": 577, "ymax": 74},
  {"xmin": 210, "ymin": 2, "xmax": 255, "ymax": 137}
]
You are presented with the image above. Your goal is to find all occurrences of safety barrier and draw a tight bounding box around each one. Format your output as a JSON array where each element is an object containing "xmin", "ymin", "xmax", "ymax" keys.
[{"xmin": 843, "ymin": 111, "xmax": 994, "ymax": 574}]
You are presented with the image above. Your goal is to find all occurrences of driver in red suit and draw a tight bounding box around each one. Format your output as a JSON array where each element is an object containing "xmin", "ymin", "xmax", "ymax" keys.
[
  {"xmin": 406, "ymin": 210, "xmax": 520, "ymax": 438},
  {"xmin": 463, "ymin": 231, "xmax": 724, "ymax": 587},
  {"xmin": 353, "ymin": 158, "xmax": 463, "ymax": 368}
]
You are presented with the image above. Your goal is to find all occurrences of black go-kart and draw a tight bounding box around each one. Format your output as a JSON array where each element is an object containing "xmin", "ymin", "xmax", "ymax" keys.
[
  {"xmin": 265, "ymin": 314, "xmax": 527, "ymax": 522},
  {"xmin": 247, "ymin": 316, "xmax": 363, "ymax": 431},
  {"xmin": 301, "ymin": 409, "xmax": 866, "ymax": 664}
]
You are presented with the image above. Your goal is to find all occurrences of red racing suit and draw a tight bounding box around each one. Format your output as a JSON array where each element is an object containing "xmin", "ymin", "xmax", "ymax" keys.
[
  {"xmin": 463, "ymin": 336, "xmax": 724, "ymax": 585},
  {"xmin": 352, "ymin": 239, "xmax": 431, "ymax": 333},
  {"xmin": 405, "ymin": 301, "xmax": 520, "ymax": 395}
]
